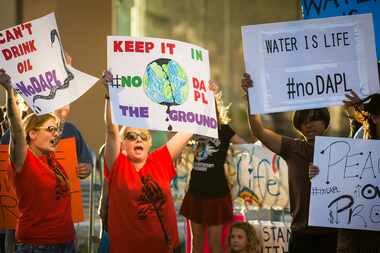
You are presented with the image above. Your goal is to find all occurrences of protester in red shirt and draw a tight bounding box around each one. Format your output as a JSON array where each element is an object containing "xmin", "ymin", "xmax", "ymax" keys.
[
  {"xmin": 102, "ymin": 71, "xmax": 193, "ymax": 253},
  {"xmin": 0, "ymin": 69, "xmax": 75, "ymax": 253}
]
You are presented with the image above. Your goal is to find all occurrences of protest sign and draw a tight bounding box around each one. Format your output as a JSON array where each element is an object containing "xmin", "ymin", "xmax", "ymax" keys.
[
  {"xmin": 107, "ymin": 36, "xmax": 217, "ymax": 138},
  {"xmin": 0, "ymin": 145, "xmax": 19, "ymax": 229},
  {"xmin": 54, "ymin": 137, "xmax": 84, "ymax": 223},
  {"xmin": 251, "ymin": 221, "xmax": 290, "ymax": 253},
  {"xmin": 0, "ymin": 138, "xmax": 84, "ymax": 228},
  {"xmin": 0, "ymin": 13, "xmax": 98, "ymax": 115},
  {"xmin": 309, "ymin": 136, "xmax": 380, "ymax": 231},
  {"xmin": 230, "ymin": 144, "xmax": 289, "ymax": 209},
  {"xmin": 242, "ymin": 14, "xmax": 379, "ymax": 114},
  {"xmin": 301, "ymin": 0, "xmax": 380, "ymax": 60}
]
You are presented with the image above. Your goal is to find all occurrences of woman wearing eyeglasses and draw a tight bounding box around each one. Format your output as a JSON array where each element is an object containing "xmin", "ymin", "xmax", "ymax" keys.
[
  {"xmin": 0, "ymin": 69, "xmax": 75, "ymax": 253},
  {"xmin": 102, "ymin": 71, "xmax": 193, "ymax": 253}
]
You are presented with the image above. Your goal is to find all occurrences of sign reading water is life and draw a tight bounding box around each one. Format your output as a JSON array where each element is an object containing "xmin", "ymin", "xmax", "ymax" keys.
[
  {"xmin": 107, "ymin": 36, "xmax": 217, "ymax": 138},
  {"xmin": 309, "ymin": 136, "xmax": 380, "ymax": 231},
  {"xmin": 242, "ymin": 14, "xmax": 379, "ymax": 114}
]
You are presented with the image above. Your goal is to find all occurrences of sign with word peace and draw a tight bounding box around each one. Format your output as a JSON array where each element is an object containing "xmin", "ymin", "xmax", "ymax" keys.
[
  {"xmin": 301, "ymin": 0, "xmax": 380, "ymax": 60},
  {"xmin": 309, "ymin": 136, "xmax": 380, "ymax": 231},
  {"xmin": 230, "ymin": 144, "xmax": 289, "ymax": 209},
  {"xmin": 107, "ymin": 36, "xmax": 217, "ymax": 138},
  {"xmin": 0, "ymin": 13, "xmax": 98, "ymax": 115},
  {"xmin": 242, "ymin": 14, "xmax": 379, "ymax": 114}
]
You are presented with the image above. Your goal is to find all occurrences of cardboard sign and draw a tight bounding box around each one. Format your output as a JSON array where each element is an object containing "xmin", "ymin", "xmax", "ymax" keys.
[
  {"xmin": 0, "ymin": 137, "xmax": 84, "ymax": 228},
  {"xmin": 0, "ymin": 145, "xmax": 19, "ymax": 229},
  {"xmin": 107, "ymin": 36, "xmax": 217, "ymax": 138},
  {"xmin": 309, "ymin": 136, "xmax": 380, "ymax": 231},
  {"xmin": 231, "ymin": 144, "xmax": 289, "ymax": 209},
  {"xmin": 0, "ymin": 13, "xmax": 98, "ymax": 115},
  {"xmin": 242, "ymin": 14, "xmax": 379, "ymax": 114},
  {"xmin": 251, "ymin": 221, "xmax": 290, "ymax": 253},
  {"xmin": 54, "ymin": 137, "xmax": 84, "ymax": 223},
  {"xmin": 301, "ymin": 0, "xmax": 380, "ymax": 60}
]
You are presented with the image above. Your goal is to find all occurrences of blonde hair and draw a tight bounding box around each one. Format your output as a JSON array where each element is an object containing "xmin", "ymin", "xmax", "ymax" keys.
[
  {"xmin": 23, "ymin": 113, "xmax": 58, "ymax": 144},
  {"xmin": 228, "ymin": 222, "xmax": 261, "ymax": 253}
]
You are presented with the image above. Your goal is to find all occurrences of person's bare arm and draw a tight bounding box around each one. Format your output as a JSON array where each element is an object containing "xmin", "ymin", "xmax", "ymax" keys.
[
  {"xmin": 166, "ymin": 132, "xmax": 193, "ymax": 160},
  {"xmin": 241, "ymin": 73, "xmax": 282, "ymax": 154},
  {"xmin": 102, "ymin": 71, "xmax": 121, "ymax": 170},
  {"xmin": 0, "ymin": 70, "xmax": 27, "ymax": 172}
]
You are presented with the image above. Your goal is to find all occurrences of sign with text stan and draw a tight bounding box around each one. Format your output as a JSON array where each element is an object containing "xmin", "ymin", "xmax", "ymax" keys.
[
  {"xmin": 0, "ymin": 13, "xmax": 98, "ymax": 115},
  {"xmin": 309, "ymin": 136, "xmax": 380, "ymax": 231},
  {"xmin": 242, "ymin": 14, "xmax": 379, "ymax": 114},
  {"xmin": 107, "ymin": 36, "xmax": 217, "ymax": 138}
]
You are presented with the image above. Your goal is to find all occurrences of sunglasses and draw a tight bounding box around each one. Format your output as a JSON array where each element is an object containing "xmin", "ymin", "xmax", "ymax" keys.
[
  {"xmin": 124, "ymin": 131, "xmax": 149, "ymax": 141},
  {"xmin": 35, "ymin": 126, "xmax": 60, "ymax": 133}
]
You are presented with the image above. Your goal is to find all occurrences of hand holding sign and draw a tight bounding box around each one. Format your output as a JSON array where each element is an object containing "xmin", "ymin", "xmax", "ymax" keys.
[{"xmin": 0, "ymin": 69, "xmax": 12, "ymax": 91}]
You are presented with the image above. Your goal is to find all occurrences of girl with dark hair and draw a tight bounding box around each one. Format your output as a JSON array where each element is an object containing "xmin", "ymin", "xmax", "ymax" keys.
[{"xmin": 241, "ymin": 73, "xmax": 337, "ymax": 253}]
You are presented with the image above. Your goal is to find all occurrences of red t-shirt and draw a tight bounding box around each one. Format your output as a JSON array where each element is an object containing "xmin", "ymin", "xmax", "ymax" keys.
[
  {"xmin": 105, "ymin": 145, "xmax": 179, "ymax": 253},
  {"xmin": 9, "ymin": 149, "xmax": 75, "ymax": 244}
]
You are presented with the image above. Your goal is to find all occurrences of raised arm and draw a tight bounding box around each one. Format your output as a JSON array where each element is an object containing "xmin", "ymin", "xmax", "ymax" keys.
[
  {"xmin": 166, "ymin": 132, "xmax": 193, "ymax": 160},
  {"xmin": 0, "ymin": 69, "xmax": 27, "ymax": 171},
  {"xmin": 241, "ymin": 73, "xmax": 282, "ymax": 154},
  {"xmin": 102, "ymin": 71, "xmax": 121, "ymax": 170}
]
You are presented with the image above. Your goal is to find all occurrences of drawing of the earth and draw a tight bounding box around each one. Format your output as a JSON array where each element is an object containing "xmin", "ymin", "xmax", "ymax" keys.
[{"xmin": 143, "ymin": 58, "xmax": 188, "ymax": 106}]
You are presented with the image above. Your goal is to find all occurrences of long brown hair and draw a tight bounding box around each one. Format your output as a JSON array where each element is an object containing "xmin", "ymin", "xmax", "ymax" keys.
[{"xmin": 351, "ymin": 93, "xmax": 380, "ymax": 140}]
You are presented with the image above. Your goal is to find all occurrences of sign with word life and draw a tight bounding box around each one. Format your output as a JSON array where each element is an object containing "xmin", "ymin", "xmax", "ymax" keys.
[
  {"xmin": 309, "ymin": 136, "xmax": 380, "ymax": 231},
  {"xmin": 0, "ymin": 13, "xmax": 98, "ymax": 115},
  {"xmin": 251, "ymin": 221, "xmax": 290, "ymax": 253},
  {"xmin": 107, "ymin": 36, "xmax": 217, "ymax": 138},
  {"xmin": 301, "ymin": 0, "xmax": 380, "ymax": 60},
  {"xmin": 242, "ymin": 14, "xmax": 379, "ymax": 114},
  {"xmin": 230, "ymin": 144, "xmax": 289, "ymax": 209}
]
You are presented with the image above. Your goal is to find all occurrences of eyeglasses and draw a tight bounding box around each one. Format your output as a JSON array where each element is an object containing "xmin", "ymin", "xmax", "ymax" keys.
[
  {"xmin": 124, "ymin": 131, "xmax": 149, "ymax": 141},
  {"xmin": 35, "ymin": 126, "xmax": 60, "ymax": 133}
]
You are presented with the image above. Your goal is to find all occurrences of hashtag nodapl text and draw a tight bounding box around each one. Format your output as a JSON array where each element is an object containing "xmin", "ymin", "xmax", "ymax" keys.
[
  {"xmin": 285, "ymin": 72, "xmax": 351, "ymax": 99},
  {"xmin": 14, "ymin": 69, "xmax": 61, "ymax": 97}
]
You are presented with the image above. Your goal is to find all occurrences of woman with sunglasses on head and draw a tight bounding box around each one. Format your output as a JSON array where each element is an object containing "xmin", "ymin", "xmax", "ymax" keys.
[
  {"xmin": 0, "ymin": 69, "xmax": 75, "ymax": 253},
  {"xmin": 102, "ymin": 71, "xmax": 193, "ymax": 253}
]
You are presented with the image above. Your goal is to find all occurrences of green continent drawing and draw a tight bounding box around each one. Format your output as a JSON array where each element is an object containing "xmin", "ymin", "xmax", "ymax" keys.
[{"xmin": 143, "ymin": 58, "xmax": 188, "ymax": 106}]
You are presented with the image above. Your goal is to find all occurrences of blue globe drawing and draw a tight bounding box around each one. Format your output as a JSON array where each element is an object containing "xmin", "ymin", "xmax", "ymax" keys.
[{"xmin": 143, "ymin": 58, "xmax": 189, "ymax": 106}]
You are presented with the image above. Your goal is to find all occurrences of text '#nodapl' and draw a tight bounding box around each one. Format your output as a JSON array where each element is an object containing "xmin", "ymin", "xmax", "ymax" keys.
[{"xmin": 15, "ymin": 69, "xmax": 61, "ymax": 97}]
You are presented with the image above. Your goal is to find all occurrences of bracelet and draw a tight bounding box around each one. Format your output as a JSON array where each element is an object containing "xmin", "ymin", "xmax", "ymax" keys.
[{"xmin": 104, "ymin": 94, "xmax": 110, "ymax": 100}]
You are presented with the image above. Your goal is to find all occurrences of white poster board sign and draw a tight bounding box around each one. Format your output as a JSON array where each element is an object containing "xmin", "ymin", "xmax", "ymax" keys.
[
  {"xmin": 107, "ymin": 36, "xmax": 217, "ymax": 138},
  {"xmin": 251, "ymin": 221, "xmax": 290, "ymax": 253},
  {"xmin": 0, "ymin": 13, "xmax": 98, "ymax": 115},
  {"xmin": 309, "ymin": 136, "xmax": 380, "ymax": 231},
  {"xmin": 242, "ymin": 14, "xmax": 379, "ymax": 114},
  {"xmin": 230, "ymin": 144, "xmax": 289, "ymax": 209}
]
